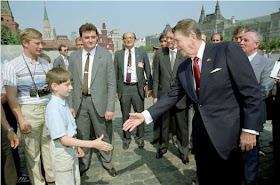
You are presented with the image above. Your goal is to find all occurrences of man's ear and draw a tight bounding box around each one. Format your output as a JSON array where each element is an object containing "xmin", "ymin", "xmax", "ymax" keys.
[{"xmin": 22, "ymin": 39, "xmax": 29, "ymax": 48}]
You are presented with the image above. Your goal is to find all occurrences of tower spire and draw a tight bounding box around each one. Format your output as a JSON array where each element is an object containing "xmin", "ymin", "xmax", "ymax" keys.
[
  {"xmin": 215, "ymin": 0, "xmax": 221, "ymax": 18},
  {"xmin": 198, "ymin": 5, "xmax": 205, "ymax": 24}
]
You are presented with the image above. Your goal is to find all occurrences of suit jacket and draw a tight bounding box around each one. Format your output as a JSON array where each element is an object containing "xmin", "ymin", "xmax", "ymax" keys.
[
  {"xmin": 67, "ymin": 45, "xmax": 116, "ymax": 117},
  {"xmin": 249, "ymin": 53, "xmax": 275, "ymax": 99},
  {"xmin": 114, "ymin": 47, "xmax": 152, "ymax": 100},
  {"xmin": 148, "ymin": 42, "xmax": 264, "ymax": 160},
  {"xmin": 152, "ymin": 47, "xmax": 188, "ymax": 109},
  {"xmin": 53, "ymin": 55, "xmax": 68, "ymax": 70}
]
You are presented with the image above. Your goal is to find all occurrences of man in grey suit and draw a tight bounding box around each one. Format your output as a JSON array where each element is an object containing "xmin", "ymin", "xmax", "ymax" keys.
[
  {"xmin": 239, "ymin": 30, "xmax": 275, "ymax": 185},
  {"xmin": 152, "ymin": 29, "xmax": 190, "ymax": 164},
  {"xmin": 114, "ymin": 32, "xmax": 152, "ymax": 150},
  {"xmin": 68, "ymin": 23, "xmax": 117, "ymax": 177},
  {"xmin": 53, "ymin": 44, "xmax": 69, "ymax": 70}
]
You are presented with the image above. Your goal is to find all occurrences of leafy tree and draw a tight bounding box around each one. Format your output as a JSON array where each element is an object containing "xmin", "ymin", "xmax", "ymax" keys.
[{"xmin": 1, "ymin": 26, "xmax": 20, "ymax": 45}]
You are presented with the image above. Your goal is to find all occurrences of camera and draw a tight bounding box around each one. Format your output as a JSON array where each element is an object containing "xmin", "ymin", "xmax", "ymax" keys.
[
  {"xmin": 29, "ymin": 85, "xmax": 50, "ymax": 97},
  {"xmin": 37, "ymin": 85, "xmax": 50, "ymax": 97}
]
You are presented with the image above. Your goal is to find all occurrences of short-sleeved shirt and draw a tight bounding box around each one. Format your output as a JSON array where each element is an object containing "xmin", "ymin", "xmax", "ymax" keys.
[
  {"xmin": 3, "ymin": 54, "xmax": 51, "ymax": 105},
  {"xmin": 46, "ymin": 95, "xmax": 77, "ymax": 140}
]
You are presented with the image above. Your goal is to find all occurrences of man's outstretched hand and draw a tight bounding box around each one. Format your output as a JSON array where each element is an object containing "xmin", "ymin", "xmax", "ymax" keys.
[{"xmin": 123, "ymin": 113, "xmax": 145, "ymax": 132}]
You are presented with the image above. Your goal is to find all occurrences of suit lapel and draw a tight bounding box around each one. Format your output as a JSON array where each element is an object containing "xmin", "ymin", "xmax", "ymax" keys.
[
  {"xmin": 135, "ymin": 48, "xmax": 141, "ymax": 78},
  {"xmin": 185, "ymin": 58, "xmax": 197, "ymax": 103},
  {"xmin": 90, "ymin": 46, "xmax": 101, "ymax": 85},
  {"xmin": 76, "ymin": 50, "xmax": 83, "ymax": 84},
  {"xmin": 163, "ymin": 48, "xmax": 172, "ymax": 75},
  {"xmin": 199, "ymin": 43, "xmax": 216, "ymax": 103},
  {"xmin": 173, "ymin": 51, "xmax": 183, "ymax": 76},
  {"xmin": 120, "ymin": 49, "xmax": 125, "ymax": 77}
]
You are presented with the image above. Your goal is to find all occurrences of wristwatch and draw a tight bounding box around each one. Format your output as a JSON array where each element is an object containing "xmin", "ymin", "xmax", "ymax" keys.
[{"xmin": 7, "ymin": 127, "xmax": 14, "ymax": 132}]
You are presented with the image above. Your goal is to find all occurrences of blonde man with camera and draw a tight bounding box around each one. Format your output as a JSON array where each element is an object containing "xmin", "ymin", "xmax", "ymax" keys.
[{"xmin": 4, "ymin": 28, "xmax": 54, "ymax": 185}]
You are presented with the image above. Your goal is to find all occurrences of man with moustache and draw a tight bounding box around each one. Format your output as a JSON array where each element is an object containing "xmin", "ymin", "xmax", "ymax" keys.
[
  {"xmin": 67, "ymin": 23, "xmax": 117, "ymax": 177},
  {"xmin": 123, "ymin": 19, "xmax": 264, "ymax": 185}
]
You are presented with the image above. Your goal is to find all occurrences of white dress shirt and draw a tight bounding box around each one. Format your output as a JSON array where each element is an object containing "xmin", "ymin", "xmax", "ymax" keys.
[
  {"xmin": 61, "ymin": 55, "xmax": 69, "ymax": 70},
  {"xmin": 123, "ymin": 47, "xmax": 137, "ymax": 83}
]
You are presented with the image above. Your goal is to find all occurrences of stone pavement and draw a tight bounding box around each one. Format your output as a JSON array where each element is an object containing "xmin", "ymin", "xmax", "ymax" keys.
[{"xmin": 84, "ymin": 97, "xmax": 275, "ymax": 185}]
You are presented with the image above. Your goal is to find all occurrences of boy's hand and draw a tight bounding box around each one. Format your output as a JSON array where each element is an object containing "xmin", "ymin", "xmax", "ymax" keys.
[
  {"xmin": 77, "ymin": 147, "xmax": 84, "ymax": 158},
  {"xmin": 70, "ymin": 108, "xmax": 76, "ymax": 118},
  {"xmin": 92, "ymin": 134, "xmax": 113, "ymax": 151}
]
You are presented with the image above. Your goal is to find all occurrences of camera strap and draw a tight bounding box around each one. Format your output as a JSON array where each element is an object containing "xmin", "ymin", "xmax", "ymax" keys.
[{"xmin": 22, "ymin": 55, "xmax": 48, "ymax": 93}]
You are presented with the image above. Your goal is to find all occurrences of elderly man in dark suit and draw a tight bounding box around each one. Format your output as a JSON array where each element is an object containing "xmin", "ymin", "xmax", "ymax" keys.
[
  {"xmin": 123, "ymin": 19, "xmax": 264, "ymax": 185},
  {"xmin": 114, "ymin": 32, "xmax": 152, "ymax": 150},
  {"xmin": 68, "ymin": 23, "xmax": 117, "ymax": 177},
  {"xmin": 152, "ymin": 29, "xmax": 189, "ymax": 164},
  {"xmin": 53, "ymin": 44, "xmax": 69, "ymax": 70}
]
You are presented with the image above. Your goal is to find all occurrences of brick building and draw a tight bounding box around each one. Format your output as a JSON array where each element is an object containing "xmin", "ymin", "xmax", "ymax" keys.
[{"xmin": 1, "ymin": 0, "xmax": 19, "ymax": 32}]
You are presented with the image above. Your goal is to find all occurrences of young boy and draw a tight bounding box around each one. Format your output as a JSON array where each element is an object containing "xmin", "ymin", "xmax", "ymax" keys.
[{"xmin": 45, "ymin": 68, "xmax": 113, "ymax": 185}]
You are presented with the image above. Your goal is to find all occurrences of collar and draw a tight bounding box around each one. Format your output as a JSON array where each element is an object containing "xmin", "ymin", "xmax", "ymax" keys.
[
  {"xmin": 22, "ymin": 53, "xmax": 39, "ymax": 64},
  {"xmin": 194, "ymin": 41, "xmax": 206, "ymax": 60},
  {"xmin": 247, "ymin": 52, "xmax": 258, "ymax": 62},
  {"xmin": 125, "ymin": 47, "xmax": 135, "ymax": 54},
  {"xmin": 51, "ymin": 95, "xmax": 66, "ymax": 106},
  {"xmin": 60, "ymin": 54, "xmax": 67, "ymax": 59},
  {"xmin": 169, "ymin": 48, "xmax": 177, "ymax": 54},
  {"xmin": 82, "ymin": 47, "xmax": 96, "ymax": 56}
]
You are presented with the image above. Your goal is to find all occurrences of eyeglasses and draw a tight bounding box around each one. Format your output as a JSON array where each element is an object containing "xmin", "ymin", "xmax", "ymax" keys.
[{"xmin": 63, "ymin": 49, "xmax": 68, "ymax": 51}]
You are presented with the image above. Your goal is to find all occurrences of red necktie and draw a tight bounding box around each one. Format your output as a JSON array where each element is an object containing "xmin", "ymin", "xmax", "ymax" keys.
[
  {"xmin": 126, "ymin": 50, "xmax": 131, "ymax": 83},
  {"xmin": 193, "ymin": 56, "xmax": 201, "ymax": 96}
]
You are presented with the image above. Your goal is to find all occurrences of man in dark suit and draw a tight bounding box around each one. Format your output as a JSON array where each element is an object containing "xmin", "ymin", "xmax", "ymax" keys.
[
  {"xmin": 68, "ymin": 23, "xmax": 117, "ymax": 177},
  {"xmin": 53, "ymin": 44, "xmax": 69, "ymax": 70},
  {"xmin": 114, "ymin": 32, "xmax": 152, "ymax": 150},
  {"xmin": 152, "ymin": 29, "xmax": 189, "ymax": 163},
  {"xmin": 123, "ymin": 19, "xmax": 264, "ymax": 185}
]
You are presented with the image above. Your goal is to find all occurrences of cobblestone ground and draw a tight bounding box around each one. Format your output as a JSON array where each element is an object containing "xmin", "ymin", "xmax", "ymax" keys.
[{"xmin": 84, "ymin": 97, "xmax": 275, "ymax": 185}]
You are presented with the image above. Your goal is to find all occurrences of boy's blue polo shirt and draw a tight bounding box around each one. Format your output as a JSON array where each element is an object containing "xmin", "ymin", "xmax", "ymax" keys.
[{"xmin": 46, "ymin": 95, "xmax": 77, "ymax": 140}]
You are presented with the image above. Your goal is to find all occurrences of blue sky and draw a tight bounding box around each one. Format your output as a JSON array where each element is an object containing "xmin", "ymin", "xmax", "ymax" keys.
[{"xmin": 9, "ymin": 1, "xmax": 280, "ymax": 38}]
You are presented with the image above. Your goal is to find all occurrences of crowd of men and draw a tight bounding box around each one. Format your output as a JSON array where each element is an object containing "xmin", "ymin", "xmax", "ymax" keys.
[{"xmin": 1, "ymin": 19, "xmax": 280, "ymax": 185}]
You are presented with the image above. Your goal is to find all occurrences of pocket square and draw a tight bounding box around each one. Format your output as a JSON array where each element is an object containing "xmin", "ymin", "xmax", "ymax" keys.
[{"xmin": 210, "ymin": 68, "xmax": 222, "ymax": 73}]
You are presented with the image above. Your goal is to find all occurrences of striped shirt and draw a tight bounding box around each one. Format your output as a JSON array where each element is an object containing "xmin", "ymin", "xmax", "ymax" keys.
[{"xmin": 3, "ymin": 54, "xmax": 51, "ymax": 105}]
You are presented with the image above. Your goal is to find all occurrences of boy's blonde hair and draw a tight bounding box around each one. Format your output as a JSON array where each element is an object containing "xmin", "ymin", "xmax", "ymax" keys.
[
  {"xmin": 46, "ymin": 68, "xmax": 72, "ymax": 92},
  {"xmin": 20, "ymin": 28, "xmax": 42, "ymax": 45}
]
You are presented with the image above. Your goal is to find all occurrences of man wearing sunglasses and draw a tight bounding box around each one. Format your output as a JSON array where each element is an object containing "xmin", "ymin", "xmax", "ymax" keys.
[{"xmin": 53, "ymin": 44, "xmax": 69, "ymax": 70}]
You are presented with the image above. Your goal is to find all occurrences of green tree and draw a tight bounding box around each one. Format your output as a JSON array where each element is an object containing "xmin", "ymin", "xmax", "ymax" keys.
[
  {"xmin": 1, "ymin": 26, "xmax": 20, "ymax": 45},
  {"xmin": 269, "ymin": 39, "xmax": 277, "ymax": 50}
]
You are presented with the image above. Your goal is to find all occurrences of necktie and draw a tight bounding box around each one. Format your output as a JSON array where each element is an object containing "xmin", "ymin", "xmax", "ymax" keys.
[
  {"xmin": 170, "ymin": 50, "xmax": 175, "ymax": 70},
  {"xmin": 126, "ymin": 50, "xmax": 131, "ymax": 83},
  {"xmin": 193, "ymin": 56, "xmax": 201, "ymax": 96},
  {"xmin": 82, "ymin": 53, "xmax": 90, "ymax": 95}
]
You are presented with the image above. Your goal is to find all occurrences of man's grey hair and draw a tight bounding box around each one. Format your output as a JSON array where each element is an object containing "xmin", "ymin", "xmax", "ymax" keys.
[{"xmin": 246, "ymin": 29, "xmax": 262, "ymax": 44}]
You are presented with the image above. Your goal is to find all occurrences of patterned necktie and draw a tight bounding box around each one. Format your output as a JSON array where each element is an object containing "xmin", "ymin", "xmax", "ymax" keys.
[
  {"xmin": 82, "ymin": 53, "xmax": 90, "ymax": 95},
  {"xmin": 126, "ymin": 50, "xmax": 131, "ymax": 83},
  {"xmin": 193, "ymin": 56, "xmax": 201, "ymax": 96},
  {"xmin": 170, "ymin": 50, "xmax": 175, "ymax": 70}
]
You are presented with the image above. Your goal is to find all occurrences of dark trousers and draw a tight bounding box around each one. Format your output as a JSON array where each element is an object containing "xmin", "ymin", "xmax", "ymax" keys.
[
  {"xmin": 2, "ymin": 102, "xmax": 20, "ymax": 176},
  {"xmin": 195, "ymin": 120, "xmax": 243, "ymax": 185},
  {"xmin": 152, "ymin": 117, "xmax": 161, "ymax": 141},
  {"xmin": 158, "ymin": 107, "xmax": 189, "ymax": 159},
  {"xmin": 242, "ymin": 136, "xmax": 259, "ymax": 182},
  {"xmin": 120, "ymin": 85, "xmax": 144, "ymax": 145},
  {"xmin": 273, "ymin": 118, "xmax": 280, "ymax": 184},
  {"xmin": 1, "ymin": 129, "xmax": 18, "ymax": 185}
]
